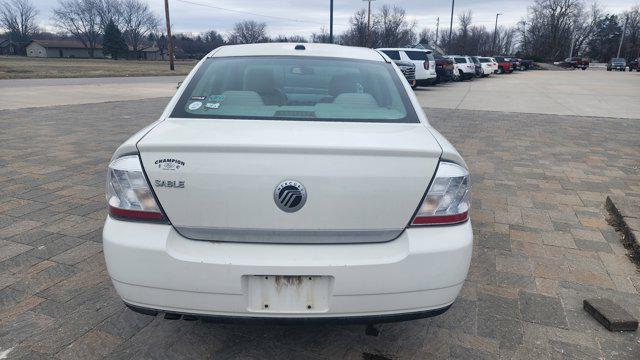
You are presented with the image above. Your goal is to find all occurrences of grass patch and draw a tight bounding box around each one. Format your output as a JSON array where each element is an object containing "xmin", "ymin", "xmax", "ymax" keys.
[{"xmin": 0, "ymin": 56, "xmax": 196, "ymax": 79}]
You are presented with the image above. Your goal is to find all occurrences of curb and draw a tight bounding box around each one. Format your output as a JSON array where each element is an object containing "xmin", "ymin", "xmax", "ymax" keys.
[{"xmin": 605, "ymin": 196, "xmax": 640, "ymax": 261}]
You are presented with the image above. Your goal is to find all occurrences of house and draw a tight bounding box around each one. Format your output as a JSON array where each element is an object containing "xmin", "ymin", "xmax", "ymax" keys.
[
  {"xmin": 0, "ymin": 38, "xmax": 26, "ymax": 55},
  {"xmin": 26, "ymin": 39, "xmax": 103, "ymax": 58},
  {"xmin": 127, "ymin": 45, "xmax": 163, "ymax": 60}
]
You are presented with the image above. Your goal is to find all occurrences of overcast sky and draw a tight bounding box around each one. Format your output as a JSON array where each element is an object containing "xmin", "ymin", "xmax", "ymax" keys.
[{"xmin": 36, "ymin": 0, "xmax": 637, "ymax": 37}]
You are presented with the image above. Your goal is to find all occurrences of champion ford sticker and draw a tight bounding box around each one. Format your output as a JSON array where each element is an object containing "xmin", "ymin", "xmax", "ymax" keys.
[
  {"xmin": 205, "ymin": 102, "xmax": 220, "ymax": 109},
  {"xmin": 155, "ymin": 158, "xmax": 185, "ymax": 170},
  {"xmin": 188, "ymin": 101, "xmax": 202, "ymax": 110}
]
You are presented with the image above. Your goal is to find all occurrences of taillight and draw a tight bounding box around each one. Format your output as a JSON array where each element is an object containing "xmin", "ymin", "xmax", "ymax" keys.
[
  {"xmin": 424, "ymin": 60, "xmax": 429, "ymax": 70},
  {"xmin": 106, "ymin": 155, "xmax": 167, "ymax": 222},
  {"xmin": 411, "ymin": 162, "xmax": 470, "ymax": 226}
]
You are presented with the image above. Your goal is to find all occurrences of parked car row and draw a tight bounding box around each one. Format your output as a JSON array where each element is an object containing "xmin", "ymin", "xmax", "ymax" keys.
[
  {"xmin": 606, "ymin": 57, "xmax": 640, "ymax": 72},
  {"xmin": 378, "ymin": 48, "xmax": 533, "ymax": 89}
]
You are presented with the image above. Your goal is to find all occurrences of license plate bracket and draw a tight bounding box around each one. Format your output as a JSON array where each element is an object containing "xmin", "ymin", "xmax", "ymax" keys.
[{"xmin": 246, "ymin": 275, "xmax": 332, "ymax": 313}]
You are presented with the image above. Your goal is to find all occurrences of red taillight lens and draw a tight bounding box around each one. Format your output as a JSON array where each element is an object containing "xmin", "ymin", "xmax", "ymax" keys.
[
  {"xmin": 411, "ymin": 162, "xmax": 470, "ymax": 226},
  {"xmin": 106, "ymin": 155, "xmax": 167, "ymax": 223}
]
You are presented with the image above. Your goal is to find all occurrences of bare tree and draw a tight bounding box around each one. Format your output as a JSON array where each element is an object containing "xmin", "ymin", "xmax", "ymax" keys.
[
  {"xmin": 376, "ymin": 5, "xmax": 416, "ymax": 48},
  {"xmin": 457, "ymin": 10, "xmax": 473, "ymax": 53},
  {"xmin": 311, "ymin": 26, "xmax": 331, "ymax": 43},
  {"xmin": 95, "ymin": 0, "xmax": 124, "ymax": 32},
  {"xmin": 53, "ymin": 0, "xmax": 101, "ymax": 57},
  {"xmin": 525, "ymin": 0, "xmax": 584, "ymax": 60},
  {"xmin": 417, "ymin": 28, "xmax": 436, "ymax": 46},
  {"xmin": 272, "ymin": 34, "xmax": 307, "ymax": 43},
  {"xmin": 340, "ymin": 8, "xmax": 369, "ymax": 47},
  {"xmin": 0, "ymin": 0, "xmax": 38, "ymax": 42},
  {"xmin": 120, "ymin": 0, "xmax": 159, "ymax": 56},
  {"xmin": 228, "ymin": 20, "xmax": 268, "ymax": 44}
]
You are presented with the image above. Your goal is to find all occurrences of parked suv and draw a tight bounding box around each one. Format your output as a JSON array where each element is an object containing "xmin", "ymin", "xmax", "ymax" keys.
[
  {"xmin": 103, "ymin": 42, "xmax": 473, "ymax": 324},
  {"xmin": 477, "ymin": 57, "xmax": 498, "ymax": 77},
  {"xmin": 493, "ymin": 56, "xmax": 513, "ymax": 74},
  {"xmin": 445, "ymin": 55, "xmax": 476, "ymax": 80},
  {"xmin": 393, "ymin": 60, "xmax": 417, "ymax": 87},
  {"xmin": 470, "ymin": 56, "xmax": 483, "ymax": 77},
  {"xmin": 607, "ymin": 58, "xmax": 627, "ymax": 71},
  {"xmin": 630, "ymin": 58, "xmax": 640, "ymax": 72},
  {"xmin": 434, "ymin": 55, "xmax": 454, "ymax": 83},
  {"xmin": 378, "ymin": 48, "xmax": 437, "ymax": 88}
]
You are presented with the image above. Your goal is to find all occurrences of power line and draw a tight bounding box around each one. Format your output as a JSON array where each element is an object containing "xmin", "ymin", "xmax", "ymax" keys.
[{"xmin": 175, "ymin": 0, "xmax": 326, "ymax": 25}]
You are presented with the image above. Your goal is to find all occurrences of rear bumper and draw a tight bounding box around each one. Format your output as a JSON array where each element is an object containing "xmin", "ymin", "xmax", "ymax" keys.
[{"xmin": 103, "ymin": 217, "xmax": 473, "ymax": 321}]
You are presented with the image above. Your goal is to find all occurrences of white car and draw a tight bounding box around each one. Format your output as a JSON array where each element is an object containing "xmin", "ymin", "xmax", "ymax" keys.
[
  {"xmin": 103, "ymin": 43, "xmax": 473, "ymax": 323},
  {"xmin": 445, "ymin": 55, "xmax": 476, "ymax": 81},
  {"xmin": 478, "ymin": 57, "xmax": 499, "ymax": 76},
  {"xmin": 378, "ymin": 48, "xmax": 437, "ymax": 88}
]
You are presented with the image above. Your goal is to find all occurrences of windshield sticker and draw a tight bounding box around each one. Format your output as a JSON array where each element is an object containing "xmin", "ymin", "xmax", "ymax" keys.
[
  {"xmin": 205, "ymin": 102, "xmax": 221, "ymax": 110},
  {"xmin": 190, "ymin": 96, "xmax": 206, "ymax": 100},
  {"xmin": 208, "ymin": 95, "xmax": 225, "ymax": 102},
  {"xmin": 188, "ymin": 101, "xmax": 202, "ymax": 110}
]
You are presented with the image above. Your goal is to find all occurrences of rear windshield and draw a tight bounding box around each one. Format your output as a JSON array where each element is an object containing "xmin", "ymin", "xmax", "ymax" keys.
[
  {"xmin": 454, "ymin": 57, "xmax": 467, "ymax": 63},
  {"xmin": 171, "ymin": 56, "xmax": 418, "ymax": 123},
  {"xmin": 612, "ymin": 58, "xmax": 625, "ymax": 62},
  {"xmin": 479, "ymin": 58, "xmax": 490, "ymax": 63},
  {"xmin": 405, "ymin": 51, "xmax": 427, "ymax": 61},
  {"xmin": 380, "ymin": 50, "xmax": 401, "ymax": 60}
]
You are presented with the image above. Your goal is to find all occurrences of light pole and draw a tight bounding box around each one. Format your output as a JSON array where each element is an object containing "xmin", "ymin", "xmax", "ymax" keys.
[
  {"xmin": 363, "ymin": 0, "xmax": 376, "ymax": 48},
  {"xmin": 164, "ymin": 0, "xmax": 174, "ymax": 71},
  {"xmin": 448, "ymin": 0, "xmax": 455, "ymax": 52},
  {"xmin": 435, "ymin": 17, "xmax": 440, "ymax": 48},
  {"xmin": 492, "ymin": 13, "xmax": 502, "ymax": 55},
  {"xmin": 329, "ymin": 0, "xmax": 334, "ymax": 44}
]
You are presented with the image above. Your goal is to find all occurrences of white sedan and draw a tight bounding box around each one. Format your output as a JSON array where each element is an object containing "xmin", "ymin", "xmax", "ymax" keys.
[{"xmin": 103, "ymin": 43, "xmax": 472, "ymax": 323}]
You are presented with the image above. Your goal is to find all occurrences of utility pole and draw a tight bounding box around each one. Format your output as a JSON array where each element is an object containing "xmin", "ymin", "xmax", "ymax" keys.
[
  {"xmin": 448, "ymin": 0, "xmax": 455, "ymax": 52},
  {"xmin": 435, "ymin": 17, "xmax": 440, "ymax": 48},
  {"xmin": 164, "ymin": 0, "xmax": 174, "ymax": 71},
  {"xmin": 568, "ymin": 30, "xmax": 576, "ymax": 58},
  {"xmin": 492, "ymin": 13, "xmax": 502, "ymax": 55},
  {"xmin": 363, "ymin": 0, "xmax": 375, "ymax": 48},
  {"xmin": 617, "ymin": 15, "xmax": 628, "ymax": 58},
  {"xmin": 329, "ymin": 0, "xmax": 334, "ymax": 44}
]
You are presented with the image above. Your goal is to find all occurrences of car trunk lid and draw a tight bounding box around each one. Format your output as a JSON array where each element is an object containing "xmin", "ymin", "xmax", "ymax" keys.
[{"xmin": 138, "ymin": 118, "xmax": 442, "ymax": 243}]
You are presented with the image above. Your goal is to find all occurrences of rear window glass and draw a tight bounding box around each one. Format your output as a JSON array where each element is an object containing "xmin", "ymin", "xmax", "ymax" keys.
[
  {"xmin": 381, "ymin": 50, "xmax": 401, "ymax": 60},
  {"xmin": 171, "ymin": 56, "xmax": 418, "ymax": 123},
  {"xmin": 479, "ymin": 58, "xmax": 490, "ymax": 63},
  {"xmin": 454, "ymin": 57, "xmax": 467, "ymax": 63},
  {"xmin": 405, "ymin": 51, "xmax": 428, "ymax": 61}
]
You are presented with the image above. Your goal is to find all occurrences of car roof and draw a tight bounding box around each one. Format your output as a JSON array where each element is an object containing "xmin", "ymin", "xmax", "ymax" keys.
[
  {"xmin": 377, "ymin": 47, "xmax": 433, "ymax": 53},
  {"xmin": 208, "ymin": 43, "xmax": 387, "ymax": 62}
]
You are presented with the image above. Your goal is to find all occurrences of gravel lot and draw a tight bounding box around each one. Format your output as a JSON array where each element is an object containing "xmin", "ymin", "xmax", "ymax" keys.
[{"xmin": 0, "ymin": 73, "xmax": 639, "ymax": 359}]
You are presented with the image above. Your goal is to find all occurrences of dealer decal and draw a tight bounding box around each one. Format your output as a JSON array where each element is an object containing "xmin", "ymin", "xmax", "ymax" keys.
[{"xmin": 154, "ymin": 158, "xmax": 185, "ymax": 171}]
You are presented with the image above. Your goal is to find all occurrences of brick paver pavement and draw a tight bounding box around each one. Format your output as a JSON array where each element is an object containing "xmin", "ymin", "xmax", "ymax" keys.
[{"xmin": 0, "ymin": 98, "xmax": 639, "ymax": 359}]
